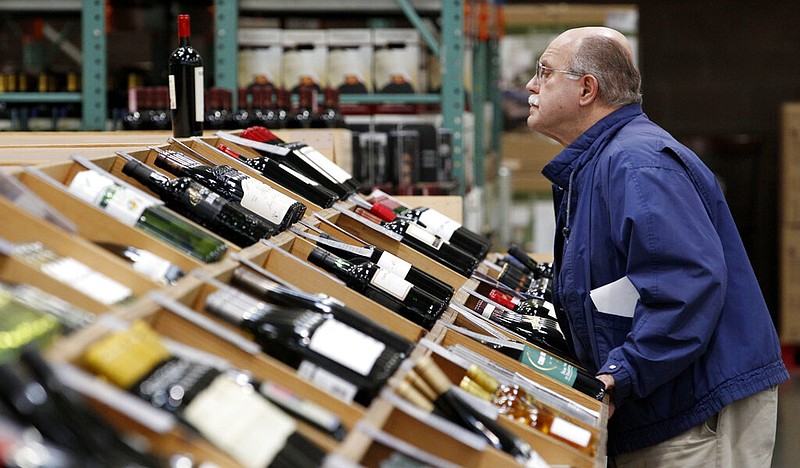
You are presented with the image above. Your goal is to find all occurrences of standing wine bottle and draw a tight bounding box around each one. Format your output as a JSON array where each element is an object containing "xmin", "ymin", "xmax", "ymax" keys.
[
  {"xmin": 67, "ymin": 169, "xmax": 227, "ymax": 263},
  {"xmin": 121, "ymin": 158, "xmax": 278, "ymax": 247},
  {"xmin": 169, "ymin": 14, "xmax": 204, "ymax": 137},
  {"xmin": 152, "ymin": 148, "xmax": 306, "ymax": 229},
  {"xmin": 301, "ymin": 229, "xmax": 455, "ymax": 303},
  {"xmin": 94, "ymin": 241, "xmax": 185, "ymax": 286},
  {"xmin": 471, "ymin": 334, "xmax": 605, "ymax": 401},
  {"xmin": 311, "ymin": 88, "xmax": 346, "ymax": 128},
  {"xmin": 459, "ymin": 365, "xmax": 597, "ymax": 455},
  {"xmin": 204, "ymin": 287, "xmax": 405, "ymax": 406},
  {"xmin": 307, "ymin": 247, "xmax": 447, "ymax": 329},
  {"xmin": 285, "ymin": 86, "xmax": 315, "ymax": 129},
  {"xmin": 395, "ymin": 206, "xmax": 491, "ymax": 261},
  {"xmin": 354, "ymin": 206, "xmax": 479, "ymax": 278},
  {"xmin": 216, "ymin": 143, "xmax": 340, "ymax": 209},
  {"xmin": 82, "ymin": 321, "xmax": 326, "ymax": 468}
]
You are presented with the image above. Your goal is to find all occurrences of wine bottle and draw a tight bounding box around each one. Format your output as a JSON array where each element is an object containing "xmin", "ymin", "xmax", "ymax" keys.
[
  {"xmin": 151, "ymin": 148, "xmax": 306, "ymax": 229},
  {"xmin": 0, "ymin": 289, "xmax": 61, "ymax": 361},
  {"xmin": 396, "ymin": 206, "xmax": 491, "ymax": 261},
  {"xmin": 306, "ymin": 247, "xmax": 447, "ymax": 329},
  {"xmin": 311, "ymin": 88, "xmax": 346, "ymax": 129},
  {"xmin": 354, "ymin": 206, "xmax": 479, "ymax": 278},
  {"xmin": 1, "ymin": 282, "xmax": 94, "ymax": 333},
  {"xmin": 169, "ymin": 14, "xmax": 204, "ymax": 137},
  {"xmin": 471, "ymin": 334, "xmax": 605, "ymax": 401},
  {"xmin": 474, "ymin": 281, "xmax": 556, "ymax": 320},
  {"xmin": 204, "ymin": 287, "xmax": 405, "ymax": 406},
  {"xmin": 120, "ymin": 158, "xmax": 278, "ymax": 247},
  {"xmin": 82, "ymin": 321, "xmax": 326, "ymax": 468},
  {"xmin": 459, "ymin": 364, "xmax": 597, "ymax": 455},
  {"xmin": 405, "ymin": 355, "xmax": 534, "ymax": 463},
  {"xmin": 463, "ymin": 293, "xmax": 571, "ymax": 359},
  {"xmin": 67, "ymin": 169, "xmax": 227, "ymax": 263},
  {"xmin": 507, "ymin": 244, "xmax": 553, "ymax": 279},
  {"xmin": 285, "ymin": 86, "xmax": 314, "ymax": 129},
  {"xmin": 255, "ymin": 378, "xmax": 347, "ymax": 441},
  {"xmin": 236, "ymin": 126, "xmax": 360, "ymax": 198},
  {"xmin": 231, "ymin": 87, "xmax": 255, "ymax": 129},
  {"xmin": 216, "ymin": 143, "xmax": 340, "ymax": 209},
  {"xmin": 228, "ymin": 266, "xmax": 414, "ymax": 356},
  {"xmin": 13, "ymin": 242, "xmax": 134, "ymax": 306},
  {"xmin": 94, "ymin": 241, "xmax": 185, "ymax": 286},
  {"xmin": 297, "ymin": 229, "xmax": 455, "ymax": 303}
]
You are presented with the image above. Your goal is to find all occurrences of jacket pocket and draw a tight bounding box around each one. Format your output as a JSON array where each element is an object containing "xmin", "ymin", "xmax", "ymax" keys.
[{"xmin": 593, "ymin": 311, "xmax": 633, "ymax": 359}]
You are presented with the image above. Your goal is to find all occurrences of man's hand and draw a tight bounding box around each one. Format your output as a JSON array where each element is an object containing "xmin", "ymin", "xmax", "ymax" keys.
[{"xmin": 597, "ymin": 373, "xmax": 616, "ymax": 418}]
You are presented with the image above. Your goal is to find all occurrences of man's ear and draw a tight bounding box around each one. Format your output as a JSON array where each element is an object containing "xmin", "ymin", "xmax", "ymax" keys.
[{"xmin": 578, "ymin": 74, "xmax": 600, "ymax": 106}]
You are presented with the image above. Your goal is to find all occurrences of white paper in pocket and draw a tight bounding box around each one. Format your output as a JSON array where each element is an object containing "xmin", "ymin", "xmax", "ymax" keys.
[{"xmin": 589, "ymin": 276, "xmax": 640, "ymax": 318}]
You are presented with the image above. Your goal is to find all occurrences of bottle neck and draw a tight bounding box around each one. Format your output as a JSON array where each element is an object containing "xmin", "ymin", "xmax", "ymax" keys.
[{"xmin": 156, "ymin": 151, "xmax": 203, "ymax": 176}]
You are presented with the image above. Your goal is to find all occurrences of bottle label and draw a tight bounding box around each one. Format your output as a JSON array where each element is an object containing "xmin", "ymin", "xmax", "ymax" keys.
[
  {"xmin": 489, "ymin": 289, "xmax": 520, "ymax": 310},
  {"xmin": 418, "ymin": 209, "xmax": 461, "ymax": 241},
  {"xmin": 239, "ymin": 177, "xmax": 297, "ymax": 225},
  {"xmin": 369, "ymin": 268, "xmax": 413, "ymax": 301},
  {"xmin": 131, "ymin": 250, "xmax": 175, "ymax": 284},
  {"xmin": 278, "ymin": 163, "xmax": 320, "ymax": 186},
  {"xmin": 550, "ymin": 417, "xmax": 592, "ymax": 448},
  {"xmin": 297, "ymin": 360, "xmax": 358, "ymax": 403},
  {"xmin": 168, "ymin": 75, "xmax": 177, "ymax": 109},
  {"xmin": 194, "ymin": 67, "xmax": 204, "ymax": 123},
  {"xmin": 403, "ymin": 223, "xmax": 443, "ymax": 250},
  {"xmin": 376, "ymin": 251, "xmax": 412, "ymax": 279},
  {"xmin": 260, "ymin": 381, "xmax": 341, "ymax": 433},
  {"xmin": 297, "ymin": 146, "xmax": 352, "ymax": 184},
  {"xmin": 183, "ymin": 373, "xmax": 296, "ymax": 467},
  {"xmin": 40, "ymin": 257, "xmax": 132, "ymax": 305},
  {"xmin": 478, "ymin": 302, "xmax": 496, "ymax": 319},
  {"xmin": 518, "ymin": 347, "xmax": 578, "ymax": 387},
  {"xmin": 308, "ymin": 318, "xmax": 386, "ymax": 376},
  {"xmin": 68, "ymin": 171, "xmax": 153, "ymax": 226}
]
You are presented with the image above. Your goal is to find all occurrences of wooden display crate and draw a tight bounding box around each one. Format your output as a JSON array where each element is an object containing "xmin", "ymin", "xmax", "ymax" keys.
[
  {"xmin": 780, "ymin": 226, "xmax": 800, "ymax": 344},
  {"xmin": 0, "ymin": 195, "xmax": 160, "ymax": 313}
]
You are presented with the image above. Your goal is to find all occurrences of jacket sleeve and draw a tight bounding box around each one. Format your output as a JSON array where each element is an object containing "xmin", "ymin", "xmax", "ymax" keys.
[{"xmin": 595, "ymin": 154, "xmax": 727, "ymax": 408}]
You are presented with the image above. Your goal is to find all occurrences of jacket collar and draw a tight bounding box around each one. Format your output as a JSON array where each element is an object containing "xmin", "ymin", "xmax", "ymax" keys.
[{"xmin": 542, "ymin": 104, "xmax": 644, "ymax": 189}]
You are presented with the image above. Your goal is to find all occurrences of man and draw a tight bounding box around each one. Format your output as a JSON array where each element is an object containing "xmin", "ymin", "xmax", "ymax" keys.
[{"xmin": 526, "ymin": 27, "xmax": 789, "ymax": 466}]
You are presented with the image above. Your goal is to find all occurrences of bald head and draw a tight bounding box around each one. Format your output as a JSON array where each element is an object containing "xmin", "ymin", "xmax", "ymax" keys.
[{"xmin": 557, "ymin": 27, "xmax": 634, "ymax": 59}]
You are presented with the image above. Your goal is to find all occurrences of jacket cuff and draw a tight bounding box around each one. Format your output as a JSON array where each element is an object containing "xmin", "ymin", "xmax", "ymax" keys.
[{"xmin": 598, "ymin": 360, "xmax": 632, "ymax": 406}]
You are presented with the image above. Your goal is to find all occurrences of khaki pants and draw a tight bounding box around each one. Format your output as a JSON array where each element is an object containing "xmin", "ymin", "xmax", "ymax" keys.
[{"xmin": 609, "ymin": 386, "xmax": 779, "ymax": 468}]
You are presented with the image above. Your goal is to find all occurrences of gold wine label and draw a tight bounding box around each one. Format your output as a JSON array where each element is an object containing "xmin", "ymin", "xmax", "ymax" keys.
[{"xmin": 82, "ymin": 321, "xmax": 171, "ymax": 389}]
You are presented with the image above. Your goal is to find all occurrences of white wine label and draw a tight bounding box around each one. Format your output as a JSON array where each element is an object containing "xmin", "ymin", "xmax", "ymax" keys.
[
  {"xmin": 376, "ymin": 251, "xmax": 412, "ymax": 279},
  {"xmin": 309, "ymin": 319, "xmax": 386, "ymax": 376},
  {"xmin": 68, "ymin": 171, "xmax": 152, "ymax": 226},
  {"xmin": 418, "ymin": 209, "xmax": 461, "ymax": 241},
  {"xmin": 41, "ymin": 257, "xmax": 132, "ymax": 305},
  {"xmin": 193, "ymin": 67, "xmax": 204, "ymax": 122},
  {"xmin": 168, "ymin": 75, "xmax": 177, "ymax": 110},
  {"xmin": 297, "ymin": 360, "xmax": 358, "ymax": 403},
  {"xmin": 260, "ymin": 381, "xmax": 341, "ymax": 432},
  {"xmin": 278, "ymin": 163, "xmax": 320, "ymax": 186},
  {"xmin": 298, "ymin": 146, "xmax": 352, "ymax": 184},
  {"xmin": 370, "ymin": 268, "xmax": 413, "ymax": 301},
  {"xmin": 550, "ymin": 417, "xmax": 592, "ymax": 448},
  {"xmin": 240, "ymin": 177, "xmax": 297, "ymax": 225},
  {"xmin": 404, "ymin": 223, "xmax": 443, "ymax": 250},
  {"xmin": 183, "ymin": 374, "xmax": 296, "ymax": 468},
  {"xmin": 480, "ymin": 303, "xmax": 496, "ymax": 319},
  {"xmin": 131, "ymin": 250, "xmax": 174, "ymax": 284}
]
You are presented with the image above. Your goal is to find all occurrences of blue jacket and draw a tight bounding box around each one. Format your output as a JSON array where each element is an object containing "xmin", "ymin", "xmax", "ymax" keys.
[{"xmin": 541, "ymin": 104, "xmax": 789, "ymax": 456}]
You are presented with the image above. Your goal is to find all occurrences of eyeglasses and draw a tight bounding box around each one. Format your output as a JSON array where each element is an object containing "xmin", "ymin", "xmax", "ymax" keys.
[{"xmin": 535, "ymin": 61, "xmax": 583, "ymax": 82}]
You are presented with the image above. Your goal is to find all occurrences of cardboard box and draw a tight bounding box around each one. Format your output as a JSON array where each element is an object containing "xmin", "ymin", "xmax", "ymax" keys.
[
  {"xmin": 282, "ymin": 29, "xmax": 328, "ymax": 93},
  {"xmin": 780, "ymin": 226, "xmax": 800, "ymax": 344},
  {"xmin": 501, "ymin": 130, "xmax": 562, "ymax": 194},
  {"xmin": 373, "ymin": 29, "xmax": 421, "ymax": 94},
  {"xmin": 781, "ymin": 103, "xmax": 800, "ymax": 225},
  {"xmin": 327, "ymin": 29, "xmax": 373, "ymax": 94},
  {"xmin": 238, "ymin": 27, "xmax": 284, "ymax": 89}
]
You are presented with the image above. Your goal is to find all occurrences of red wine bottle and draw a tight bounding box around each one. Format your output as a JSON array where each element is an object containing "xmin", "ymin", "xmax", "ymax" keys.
[
  {"xmin": 205, "ymin": 287, "xmax": 406, "ymax": 406},
  {"xmin": 311, "ymin": 88, "xmax": 346, "ymax": 128},
  {"xmin": 354, "ymin": 206, "xmax": 479, "ymax": 278},
  {"xmin": 121, "ymin": 158, "xmax": 277, "ymax": 247},
  {"xmin": 307, "ymin": 247, "xmax": 447, "ymax": 329},
  {"xmin": 168, "ymin": 14, "xmax": 204, "ymax": 137},
  {"xmin": 506, "ymin": 245, "xmax": 554, "ymax": 279},
  {"xmin": 216, "ymin": 143, "xmax": 339, "ymax": 209},
  {"xmin": 397, "ymin": 206, "xmax": 491, "ymax": 261},
  {"xmin": 302, "ymin": 229, "xmax": 454, "ymax": 303},
  {"xmin": 285, "ymin": 86, "xmax": 314, "ymax": 129},
  {"xmin": 152, "ymin": 148, "xmax": 306, "ymax": 230}
]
